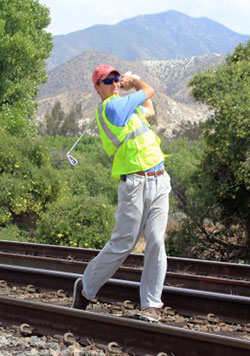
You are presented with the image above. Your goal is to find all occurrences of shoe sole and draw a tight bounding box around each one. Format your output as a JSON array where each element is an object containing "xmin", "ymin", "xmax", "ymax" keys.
[
  {"xmin": 139, "ymin": 315, "xmax": 160, "ymax": 322},
  {"xmin": 72, "ymin": 277, "xmax": 82, "ymax": 308}
]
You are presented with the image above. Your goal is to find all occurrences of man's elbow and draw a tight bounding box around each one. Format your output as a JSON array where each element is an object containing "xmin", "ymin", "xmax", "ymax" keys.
[
  {"xmin": 144, "ymin": 86, "xmax": 155, "ymax": 100},
  {"xmin": 150, "ymin": 106, "xmax": 155, "ymax": 117},
  {"xmin": 148, "ymin": 87, "xmax": 155, "ymax": 99},
  {"xmin": 144, "ymin": 106, "xmax": 155, "ymax": 118}
]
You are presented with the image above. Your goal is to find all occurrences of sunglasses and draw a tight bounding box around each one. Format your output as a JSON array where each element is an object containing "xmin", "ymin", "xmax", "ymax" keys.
[{"xmin": 101, "ymin": 76, "xmax": 120, "ymax": 85}]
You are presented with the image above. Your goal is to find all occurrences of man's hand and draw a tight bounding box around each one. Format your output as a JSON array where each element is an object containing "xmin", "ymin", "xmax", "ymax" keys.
[
  {"xmin": 120, "ymin": 74, "xmax": 138, "ymax": 91},
  {"xmin": 120, "ymin": 71, "xmax": 141, "ymax": 90},
  {"xmin": 120, "ymin": 72, "xmax": 154, "ymax": 100},
  {"xmin": 123, "ymin": 71, "xmax": 141, "ymax": 80}
]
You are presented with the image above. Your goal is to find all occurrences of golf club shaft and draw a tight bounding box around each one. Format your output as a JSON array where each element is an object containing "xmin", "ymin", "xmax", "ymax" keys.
[{"xmin": 67, "ymin": 118, "xmax": 96, "ymax": 154}]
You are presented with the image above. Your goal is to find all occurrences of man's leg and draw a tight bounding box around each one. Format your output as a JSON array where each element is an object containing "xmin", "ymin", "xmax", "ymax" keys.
[
  {"xmin": 140, "ymin": 172, "xmax": 171, "ymax": 310},
  {"xmin": 81, "ymin": 174, "xmax": 145, "ymax": 300}
]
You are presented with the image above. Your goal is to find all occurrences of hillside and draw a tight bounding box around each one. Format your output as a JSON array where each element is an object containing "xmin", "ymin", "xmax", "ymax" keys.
[
  {"xmin": 46, "ymin": 10, "xmax": 248, "ymax": 71},
  {"xmin": 142, "ymin": 54, "xmax": 224, "ymax": 103},
  {"xmin": 36, "ymin": 51, "xmax": 224, "ymax": 137}
]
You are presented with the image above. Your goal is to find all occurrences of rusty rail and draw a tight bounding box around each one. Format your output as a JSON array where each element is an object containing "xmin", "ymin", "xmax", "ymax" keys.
[
  {"xmin": 0, "ymin": 239, "xmax": 249, "ymax": 280},
  {"xmin": 0, "ymin": 264, "xmax": 250, "ymax": 324},
  {"xmin": 0, "ymin": 250, "xmax": 250, "ymax": 297},
  {"xmin": 0, "ymin": 296, "xmax": 250, "ymax": 356}
]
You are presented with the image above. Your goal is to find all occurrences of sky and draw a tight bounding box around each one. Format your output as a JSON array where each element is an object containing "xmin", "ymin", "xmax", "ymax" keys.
[{"xmin": 39, "ymin": 0, "xmax": 250, "ymax": 36}]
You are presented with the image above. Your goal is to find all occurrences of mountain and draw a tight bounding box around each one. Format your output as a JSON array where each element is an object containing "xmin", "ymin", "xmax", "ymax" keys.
[
  {"xmin": 36, "ymin": 51, "xmax": 225, "ymax": 137},
  {"xmin": 46, "ymin": 10, "xmax": 249, "ymax": 71}
]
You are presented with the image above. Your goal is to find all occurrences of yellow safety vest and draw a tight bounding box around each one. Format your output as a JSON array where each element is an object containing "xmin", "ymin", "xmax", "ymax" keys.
[{"xmin": 95, "ymin": 95, "xmax": 166, "ymax": 180}]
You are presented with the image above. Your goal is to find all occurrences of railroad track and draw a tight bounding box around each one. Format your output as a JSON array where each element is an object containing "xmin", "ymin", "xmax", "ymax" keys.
[
  {"xmin": 0, "ymin": 240, "xmax": 250, "ymax": 296},
  {"xmin": 0, "ymin": 264, "xmax": 250, "ymax": 355},
  {"xmin": 1, "ymin": 263, "xmax": 250, "ymax": 324},
  {"xmin": 1, "ymin": 240, "xmax": 250, "ymax": 354},
  {"xmin": 1, "ymin": 296, "xmax": 250, "ymax": 356},
  {"xmin": 1, "ymin": 239, "xmax": 249, "ymax": 278}
]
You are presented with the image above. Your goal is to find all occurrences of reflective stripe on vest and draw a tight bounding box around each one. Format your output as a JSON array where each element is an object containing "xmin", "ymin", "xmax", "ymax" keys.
[
  {"xmin": 98, "ymin": 102, "xmax": 150, "ymax": 150},
  {"xmin": 98, "ymin": 103, "xmax": 121, "ymax": 148}
]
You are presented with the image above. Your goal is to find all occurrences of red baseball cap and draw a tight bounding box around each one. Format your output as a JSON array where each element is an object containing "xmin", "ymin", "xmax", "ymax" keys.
[{"xmin": 92, "ymin": 64, "xmax": 120, "ymax": 85}]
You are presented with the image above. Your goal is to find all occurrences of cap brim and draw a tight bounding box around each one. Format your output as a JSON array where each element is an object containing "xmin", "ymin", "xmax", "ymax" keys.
[{"xmin": 99, "ymin": 70, "xmax": 120, "ymax": 81}]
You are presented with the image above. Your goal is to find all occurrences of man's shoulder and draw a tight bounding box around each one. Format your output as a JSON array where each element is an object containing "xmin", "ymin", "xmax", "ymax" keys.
[
  {"xmin": 104, "ymin": 91, "xmax": 146, "ymax": 127},
  {"xmin": 107, "ymin": 90, "xmax": 146, "ymax": 106},
  {"xmin": 106, "ymin": 96, "xmax": 119, "ymax": 109}
]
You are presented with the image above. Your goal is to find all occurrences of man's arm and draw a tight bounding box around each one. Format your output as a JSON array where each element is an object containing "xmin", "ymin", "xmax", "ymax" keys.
[
  {"xmin": 120, "ymin": 75, "xmax": 155, "ymax": 118},
  {"xmin": 141, "ymin": 99, "xmax": 155, "ymax": 118}
]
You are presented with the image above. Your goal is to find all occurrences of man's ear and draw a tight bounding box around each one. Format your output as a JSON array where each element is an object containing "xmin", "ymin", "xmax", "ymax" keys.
[{"xmin": 94, "ymin": 84, "xmax": 100, "ymax": 93}]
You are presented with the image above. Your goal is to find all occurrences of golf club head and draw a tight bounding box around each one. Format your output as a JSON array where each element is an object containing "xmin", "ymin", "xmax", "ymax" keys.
[{"xmin": 66, "ymin": 153, "xmax": 78, "ymax": 167}]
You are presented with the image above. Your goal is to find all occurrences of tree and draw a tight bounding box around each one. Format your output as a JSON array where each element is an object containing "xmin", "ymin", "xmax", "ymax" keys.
[
  {"xmin": 0, "ymin": 0, "xmax": 53, "ymax": 136},
  {"xmin": 41, "ymin": 101, "xmax": 81, "ymax": 136},
  {"xmin": 185, "ymin": 40, "xmax": 250, "ymax": 260},
  {"xmin": 42, "ymin": 101, "xmax": 65, "ymax": 136},
  {"xmin": 60, "ymin": 103, "xmax": 82, "ymax": 136},
  {"xmin": 163, "ymin": 136, "xmax": 203, "ymax": 211}
]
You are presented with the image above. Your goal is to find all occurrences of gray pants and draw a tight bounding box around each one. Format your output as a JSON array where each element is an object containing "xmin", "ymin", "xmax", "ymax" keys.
[{"xmin": 82, "ymin": 171, "xmax": 171, "ymax": 309}]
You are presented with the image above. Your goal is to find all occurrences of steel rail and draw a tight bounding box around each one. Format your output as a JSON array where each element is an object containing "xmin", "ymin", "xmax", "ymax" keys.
[
  {"xmin": 0, "ymin": 264, "xmax": 250, "ymax": 324},
  {"xmin": 0, "ymin": 251, "xmax": 250, "ymax": 297},
  {"xmin": 0, "ymin": 239, "xmax": 249, "ymax": 279},
  {"xmin": 1, "ymin": 296, "xmax": 250, "ymax": 356}
]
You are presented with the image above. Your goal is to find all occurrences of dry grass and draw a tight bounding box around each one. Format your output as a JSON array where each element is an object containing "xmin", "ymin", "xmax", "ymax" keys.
[{"xmin": 133, "ymin": 237, "xmax": 146, "ymax": 253}]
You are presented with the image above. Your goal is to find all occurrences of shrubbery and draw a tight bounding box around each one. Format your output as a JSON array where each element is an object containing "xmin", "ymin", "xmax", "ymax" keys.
[
  {"xmin": 36, "ymin": 195, "xmax": 115, "ymax": 249},
  {"xmin": 0, "ymin": 224, "xmax": 29, "ymax": 242},
  {"xmin": 44, "ymin": 135, "xmax": 119, "ymax": 204},
  {"xmin": 34, "ymin": 135, "xmax": 117, "ymax": 248},
  {"xmin": 0, "ymin": 131, "xmax": 117, "ymax": 248},
  {"xmin": 0, "ymin": 130, "xmax": 62, "ymax": 233}
]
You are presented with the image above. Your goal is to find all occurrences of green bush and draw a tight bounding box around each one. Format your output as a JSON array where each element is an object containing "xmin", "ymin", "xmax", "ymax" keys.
[
  {"xmin": 0, "ymin": 224, "xmax": 30, "ymax": 242},
  {"xmin": 36, "ymin": 195, "xmax": 115, "ymax": 249},
  {"xmin": 163, "ymin": 136, "xmax": 203, "ymax": 213},
  {"xmin": 0, "ymin": 131, "xmax": 62, "ymax": 233},
  {"xmin": 43, "ymin": 135, "xmax": 118, "ymax": 204}
]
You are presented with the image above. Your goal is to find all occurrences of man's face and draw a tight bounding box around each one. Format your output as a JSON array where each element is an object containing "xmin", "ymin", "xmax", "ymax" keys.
[{"xmin": 95, "ymin": 72, "xmax": 120, "ymax": 100}]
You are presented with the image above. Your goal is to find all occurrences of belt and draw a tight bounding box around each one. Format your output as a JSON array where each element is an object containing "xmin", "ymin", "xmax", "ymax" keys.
[
  {"xmin": 135, "ymin": 168, "xmax": 165, "ymax": 177},
  {"xmin": 121, "ymin": 168, "xmax": 165, "ymax": 181}
]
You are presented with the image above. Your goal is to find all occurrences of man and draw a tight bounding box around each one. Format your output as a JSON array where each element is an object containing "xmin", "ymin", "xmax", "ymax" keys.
[{"xmin": 72, "ymin": 64, "xmax": 171, "ymax": 321}]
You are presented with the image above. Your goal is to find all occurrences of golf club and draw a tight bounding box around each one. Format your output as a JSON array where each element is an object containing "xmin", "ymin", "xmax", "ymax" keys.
[{"xmin": 66, "ymin": 118, "xmax": 96, "ymax": 167}]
